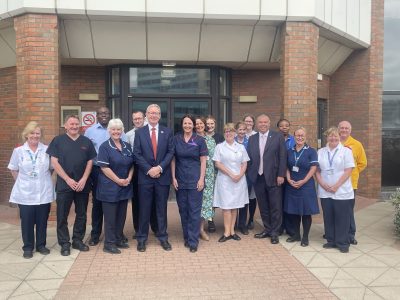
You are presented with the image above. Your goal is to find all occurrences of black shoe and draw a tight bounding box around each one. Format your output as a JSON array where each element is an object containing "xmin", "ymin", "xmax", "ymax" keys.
[
  {"xmin": 339, "ymin": 248, "xmax": 349, "ymax": 253},
  {"xmin": 271, "ymin": 236, "xmax": 279, "ymax": 244},
  {"xmin": 122, "ymin": 235, "xmax": 128, "ymax": 243},
  {"xmin": 189, "ymin": 246, "xmax": 198, "ymax": 253},
  {"xmin": 240, "ymin": 227, "xmax": 249, "ymax": 235},
  {"xmin": 103, "ymin": 245, "xmax": 121, "ymax": 254},
  {"xmin": 247, "ymin": 221, "xmax": 254, "ymax": 230},
  {"xmin": 36, "ymin": 247, "xmax": 50, "ymax": 255},
  {"xmin": 88, "ymin": 237, "xmax": 99, "ymax": 246},
  {"xmin": 254, "ymin": 231, "xmax": 270, "ymax": 239},
  {"xmin": 23, "ymin": 250, "xmax": 33, "ymax": 259},
  {"xmin": 137, "ymin": 241, "xmax": 146, "ymax": 252},
  {"xmin": 350, "ymin": 238, "xmax": 358, "ymax": 245},
  {"xmin": 161, "ymin": 241, "xmax": 172, "ymax": 251},
  {"xmin": 60, "ymin": 245, "xmax": 70, "ymax": 256},
  {"xmin": 218, "ymin": 235, "xmax": 231, "ymax": 243},
  {"xmin": 301, "ymin": 238, "xmax": 309, "ymax": 247},
  {"xmin": 286, "ymin": 236, "xmax": 301, "ymax": 243},
  {"xmin": 323, "ymin": 242, "xmax": 337, "ymax": 249},
  {"xmin": 232, "ymin": 234, "xmax": 241, "ymax": 241},
  {"xmin": 116, "ymin": 241, "xmax": 129, "ymax": 249},
  {"xmin": 208, "ymin": 220, "xmax": 216, "ymax": 233},
  {"xmin": 72, "ymin": 241, "xmax": 89, "ymax": 252}
]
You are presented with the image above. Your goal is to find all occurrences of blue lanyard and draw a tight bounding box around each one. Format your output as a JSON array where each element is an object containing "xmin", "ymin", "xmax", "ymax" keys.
[
  {"xmin": 327, "ymin": 149, "xmax": 338, "ymax": 168},
  {"xmin": 293, "ymin": 148, "xmax": 305, "ymax": 167},
  {"xmin": 27, "ymin": 150, "xmax": 39, "ymax": 171}
]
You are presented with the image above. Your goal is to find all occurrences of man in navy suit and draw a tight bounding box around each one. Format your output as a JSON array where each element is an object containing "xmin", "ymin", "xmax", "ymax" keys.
[
  {"xmin": 247, "ymin": 114, "xmax": 287, "ymax": 244},
  {"xmin": 133, "ymin": 104, "xmax": 174, "ymax": 252}
]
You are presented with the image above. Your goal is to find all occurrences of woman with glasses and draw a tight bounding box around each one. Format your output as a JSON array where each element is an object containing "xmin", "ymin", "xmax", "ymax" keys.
[{"xmin": 213, "ymin": 123, "xmax": 250, "ymax": 242}]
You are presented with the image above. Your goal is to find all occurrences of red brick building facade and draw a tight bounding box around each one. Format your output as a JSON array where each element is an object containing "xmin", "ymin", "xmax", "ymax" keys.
[{"xmin": 0, "ymin": 0, "xmax": 384, "ymax": 204}]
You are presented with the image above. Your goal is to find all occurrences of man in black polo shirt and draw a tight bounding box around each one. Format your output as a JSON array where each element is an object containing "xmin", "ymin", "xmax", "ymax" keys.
[{"xmin": 47, "ymin": 115, "xmax": 97, "ymax": 256}]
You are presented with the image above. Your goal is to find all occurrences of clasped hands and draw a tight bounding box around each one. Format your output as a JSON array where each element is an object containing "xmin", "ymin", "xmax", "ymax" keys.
[
  {"xmin": 148, "ymin": 166, "xmax": 161, "ymax": 178},
  {"xmin": 66, "ymin": 177, "xmax": 87, "ymax": 192}
]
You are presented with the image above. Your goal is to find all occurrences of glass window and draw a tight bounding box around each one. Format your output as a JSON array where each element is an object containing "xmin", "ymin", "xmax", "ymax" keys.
[
  {"xmin": 111, "ymin": 68, "xmax": 120, "ymax": 96},
  {"xmin": 173, "ymin": 100, "xmax": 209, "ymax": 133},
  {"xmin": 219, "ymin": 69, "xmax": 227, "ymax": 96},
  {"xmin": 383, "ymin": 94, "xmax": 400, "ymax": 129},
  {"xmin": 129, "ymin": 68, "xmax": 210, "ymax": 94},
  {"xmin": 219, "ymin": 98, "xmax": 228, "ymax": 130},
  {"xmin": 384, "ymin": 2, "xmax": 400, "ymax": 90},
  {"xmin": 109, "ymin": 97, "xmax": 121, "ymax": 119}
]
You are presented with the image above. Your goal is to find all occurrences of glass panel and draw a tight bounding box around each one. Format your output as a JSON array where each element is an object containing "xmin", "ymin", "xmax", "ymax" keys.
[
  {"xmin": 109, "ymin": 97, "xmax": 121, "ymax": 119},
  {"xmin": 131, "ymin": 99, "xmax": 168, "ymax": 128},
  {"xmin": 218, "ymin": 98, "xmax": 228, "ymax": 131},
  {"xmin": 173, "ymin": 100, "xmax": 209, "ymax": 134},
  {"xmin": 384, "ymin": 3, "xmax": 400, "ymax": 90},
  {"xmin": 129, "ymin": 68, "xmax": 210, "ymax": 94},
  {"xmin": 111, "ymin": 68, "xmax": 120, "ymax": 96},
  {"xmin": 219, "ymin": 69, "xmax": 227, "ymax": 96},
  {"xmin": 383, "ymin": 94, "xmax": 400, "ymax": 129}
]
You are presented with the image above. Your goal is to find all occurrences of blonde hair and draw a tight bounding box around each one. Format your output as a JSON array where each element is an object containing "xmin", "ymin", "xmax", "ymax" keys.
[
  {"xmin": 324, "ymin": 126, "xmax": 339, "ymax": 137},
  {"xmin": 294, "ymin": 126, "xmax": 307, "ymax": 135},
  {"xmin": 21, "ymin": 121, "xmax": 41, "ymax": 142},
  {"xmin": 223, "ymin": 123, "xmax": 236, "ymax": 132}
]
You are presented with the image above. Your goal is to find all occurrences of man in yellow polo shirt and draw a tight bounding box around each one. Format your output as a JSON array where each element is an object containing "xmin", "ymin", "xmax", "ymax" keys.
[{"xmin": 338, "ymin": 121, "xmax": 367, "ymax": 245}]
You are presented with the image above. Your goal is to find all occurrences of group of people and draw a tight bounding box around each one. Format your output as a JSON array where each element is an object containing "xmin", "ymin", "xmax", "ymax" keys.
[{"xmin": 8, "ymin": 103, "xmax": 367, "ymax": 258}]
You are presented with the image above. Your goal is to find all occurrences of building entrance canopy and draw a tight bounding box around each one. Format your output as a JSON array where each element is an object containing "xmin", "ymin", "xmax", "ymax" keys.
[{"xmin": 1, "ymin": 0, "xmax": 371, "ymax": 75}]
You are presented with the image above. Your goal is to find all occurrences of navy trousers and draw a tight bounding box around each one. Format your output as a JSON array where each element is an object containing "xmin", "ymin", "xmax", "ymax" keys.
[
  {"xmin": 136, "ymin": 183, "xmax": 170, "ymax": 243},
  {"xmin": 90, "ymin": 166, "xmax": 103, "ymax": 240},
  {"xmin": 176, "ymin": 189, "xmax": 203, "ymax": 248},
  {"xmin": 19, "ymin": 203, "xmax": 51, "ymax": 252},
  {"xmin": 102, "ymin": 200, "xmax": 128, "ymax": 247},
  {"xmin": 254, "ymin": 175, "xmax": 283, "ymax": 237},
  {"xmin": 56, "ymin": 191, "xmax": 89, "ymax": 247},
  {"xmin": 349, "ymin": 190, "xmax": 357, "ymax": 240},
  {"xmin": 321, "ymin": 197, "xmax": 352, "ymax": 250}
]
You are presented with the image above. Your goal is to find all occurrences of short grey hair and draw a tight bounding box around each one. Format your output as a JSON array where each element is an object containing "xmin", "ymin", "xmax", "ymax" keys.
[
  {"xmin": 146, "ymin": 104, "xmax": 161, "ymax": 114},
  {"xmin": 108, "ymin": 118, "xmax": 124, "ymax": 131}
]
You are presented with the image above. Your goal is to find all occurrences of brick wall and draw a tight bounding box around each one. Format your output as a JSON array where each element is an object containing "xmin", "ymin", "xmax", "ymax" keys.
[
  {"xmin": 281, "ymin": 22, "xmax": 319, "ymax": 148},
  {"xmin": 329, "ymin": 0, "xmax": 384, "ymax": 198},
  {"xmin": 231, "ymin": 70, "xmax": 282, "ymax": 125},
  {"xmin": 0, "ymin": 67, "xmax": 18, "ymax": 204}
]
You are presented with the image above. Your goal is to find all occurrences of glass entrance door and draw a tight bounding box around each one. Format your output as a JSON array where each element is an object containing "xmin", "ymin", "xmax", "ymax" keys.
[{"xmin": 129, "ymin": 98, "xmax": 209, "ymax": 133}]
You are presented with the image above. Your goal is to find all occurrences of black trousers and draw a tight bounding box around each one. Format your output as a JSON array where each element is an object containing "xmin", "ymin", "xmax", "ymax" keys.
[
  {"xmin": 237, "ymin": 185, "xmax": 257, "ymax": 229},
  {"xmin": 286, "ymin": 214, "xmax": 312, "ymax": 240},
  {"xmin": 19, "ymin": 203, "xmax": 51, "ymax": 252},
  {"xmin": 137, "ymin": 183, "xmax": 170, "ymax": 243},
  {"xmin": 349, "ymin": 190, "xmax": 357, "ymax": 239},
  {"xmin": 90, "ymin": 166, "xmax": 103, "ymax": 240},
  {"xmin": 254, "ymin": 175, "xmax": 282, "ymax": 237},
  {"xmin": 56, "ymin": 191, "xmax": 89, "ymax": 247},
  {"xmin": 321, "ymin": 197, "xmax": 352, "ymax": 250},
  {"xmin": 102, "ymin": 200, "xmax": 128, "ymax": 247},
  {"xmin": 132, "ymin": 167, "xmax": 158, "ymax": 234}
]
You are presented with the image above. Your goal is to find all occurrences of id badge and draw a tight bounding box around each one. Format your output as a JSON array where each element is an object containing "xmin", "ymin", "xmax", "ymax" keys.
[
  {"xmin": 292, "ymin": 166, "xmax": 299, "ymax": 173},
  {"xmin": 326, "ymin": 169, "xmax": 334, "ymax": 175},
  {"xmin": 29, "ymin": 171, "xmax": 38, "ymax": 179}
]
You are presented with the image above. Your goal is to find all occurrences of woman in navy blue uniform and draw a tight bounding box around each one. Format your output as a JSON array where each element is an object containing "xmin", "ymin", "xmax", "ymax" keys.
[
  {"xmin": 284, "ymin": 127, "xmax": 319, "ymax": 247},
  {"xmin": 171, "ymin": 114, "xmax": 208, "ymax": 253},
  {"xmin": 97, "ymin": 119, "xmax": 134, "ymax": 254}
]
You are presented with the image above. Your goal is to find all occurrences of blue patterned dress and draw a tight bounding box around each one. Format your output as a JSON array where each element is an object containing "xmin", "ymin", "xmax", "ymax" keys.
[{"xmin": 201, "ymin": 135, "xmax": 216, "ymax": 220}]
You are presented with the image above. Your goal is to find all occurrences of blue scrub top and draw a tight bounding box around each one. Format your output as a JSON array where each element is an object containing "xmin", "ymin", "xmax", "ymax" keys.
[
  {"xmin": 173, "ymin": 133, "xmax": 208, "ymax": 189},
  {"xmin": 285, "ymin": 134, "xmax": 296, "ymax": 150},
  {"xmin": 96, "ymin": 139, "xmax": 134, "ymax": 202}
]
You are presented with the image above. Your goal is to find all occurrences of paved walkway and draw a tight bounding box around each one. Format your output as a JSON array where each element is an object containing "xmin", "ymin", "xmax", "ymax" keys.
[{"xmin": 0, "ymin": 198, "xmax": 399, "ymax": 299}]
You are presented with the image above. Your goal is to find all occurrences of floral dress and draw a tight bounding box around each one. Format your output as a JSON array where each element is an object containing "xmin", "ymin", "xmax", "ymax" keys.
[{"xmin": 201, "ymin": 135, "xmax": 216, "ymax": 220}]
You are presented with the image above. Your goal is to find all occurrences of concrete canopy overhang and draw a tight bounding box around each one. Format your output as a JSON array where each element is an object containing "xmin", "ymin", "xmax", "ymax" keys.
[{"xmin": 0, "ymin": 0, "xmax": 371, "ymax": 75}]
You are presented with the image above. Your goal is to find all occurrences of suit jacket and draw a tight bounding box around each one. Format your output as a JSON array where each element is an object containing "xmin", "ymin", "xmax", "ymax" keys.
[
  {"xmin": 247, "ymin": 130, "xmax": 287, "ymax": 187},
  {"xmin": 133, "ymin": 124, "xmax": 174, "ymax": 185}
]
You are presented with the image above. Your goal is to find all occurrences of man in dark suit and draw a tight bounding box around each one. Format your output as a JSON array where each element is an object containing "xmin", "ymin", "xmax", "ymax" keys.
[
  {"xmin": 247, "ymin": 114, "xmax": 287, "ymax": 244},
  {"xmin": 133, "ymin": 104, "xmax": 174, "ymax": 252}
]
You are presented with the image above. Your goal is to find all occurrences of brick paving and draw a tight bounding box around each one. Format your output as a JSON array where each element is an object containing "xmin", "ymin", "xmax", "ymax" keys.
[{"xmin": 56, "ymin": 203, "xmax": 335, "ymax": 299}]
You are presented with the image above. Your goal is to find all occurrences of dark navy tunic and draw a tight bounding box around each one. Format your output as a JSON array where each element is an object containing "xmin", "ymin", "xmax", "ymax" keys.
[
  {"xmin": 173, "ymin": 133, "xmax": 208, "ymax": 189},
  {"xmin": 96, "ymin": 139, "xmax": 134, "ymax": 202},
  {"xmin": 284, "ymin": 145, "xmax": 319, "ymax": 215}
]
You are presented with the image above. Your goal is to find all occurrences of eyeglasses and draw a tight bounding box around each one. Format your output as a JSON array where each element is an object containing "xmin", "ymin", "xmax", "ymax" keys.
[
  {"xmin": 133, "ymin": 117, "xmax": 143, "ymax": 121},
  {"xmin": 147, "ymin": 112, "xmax": 160, "ymax": 116}
]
